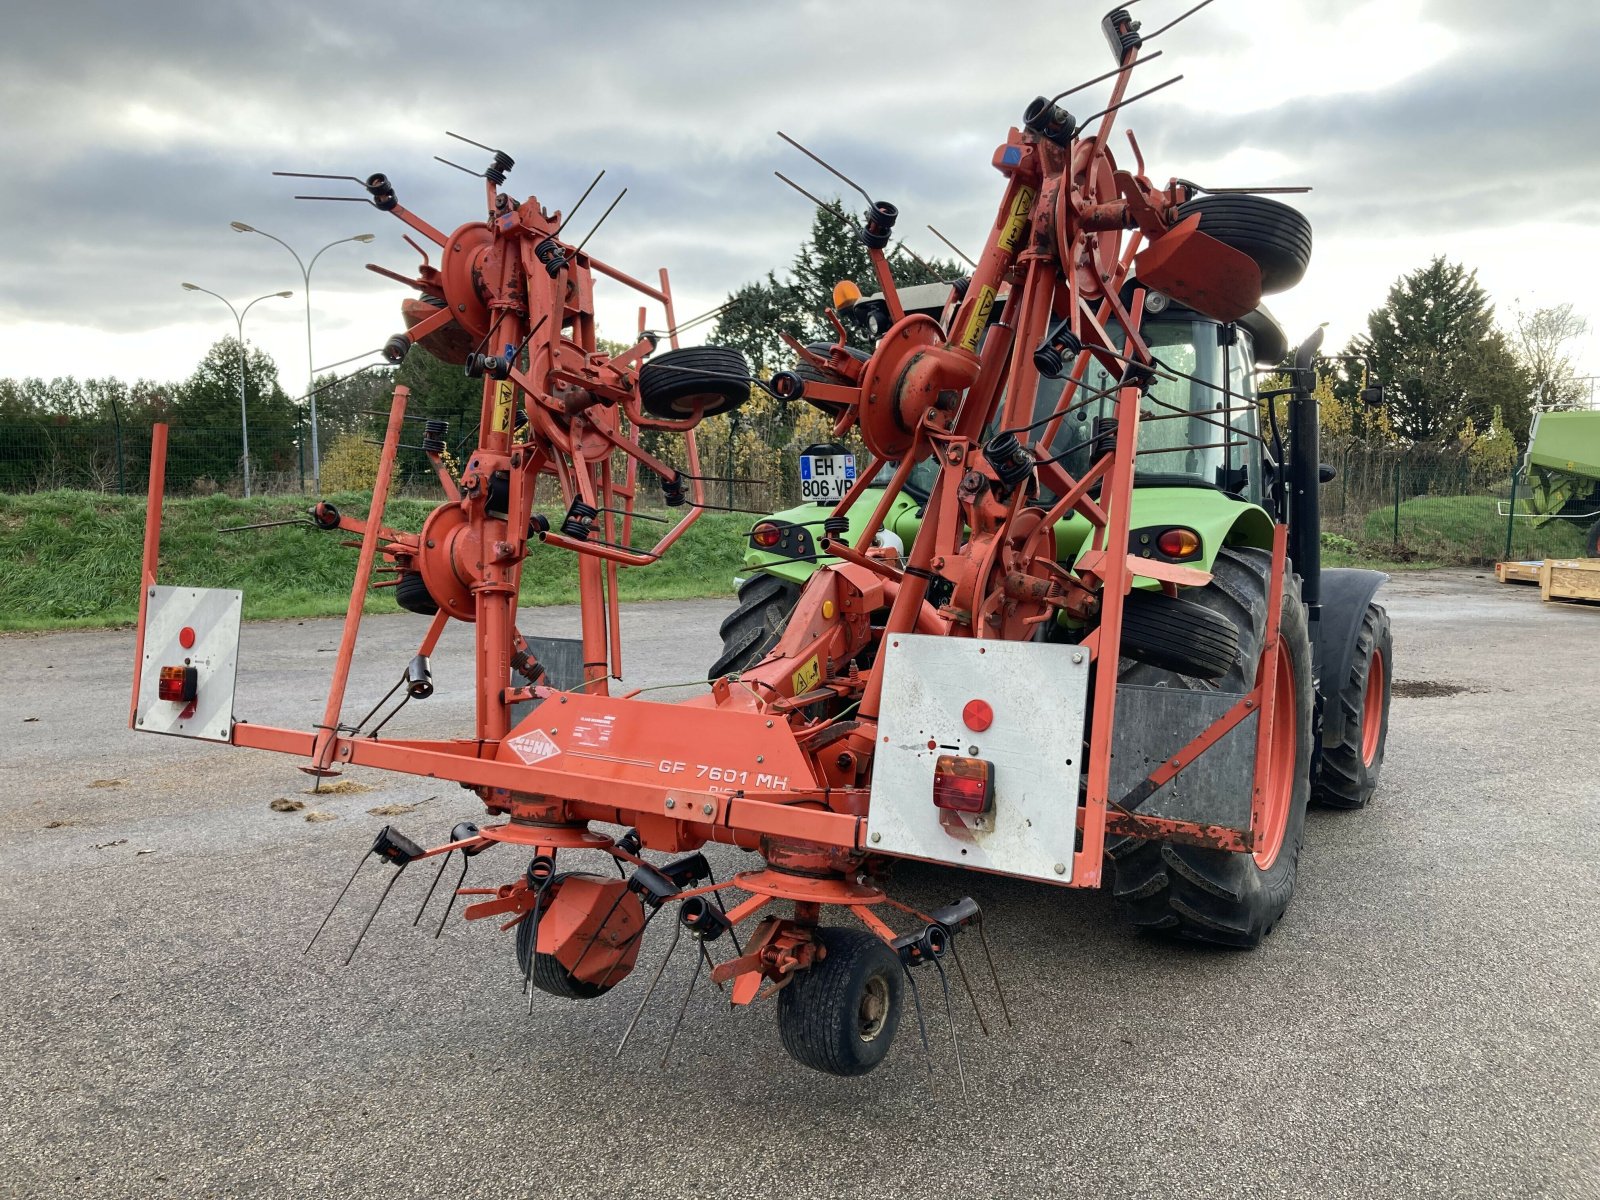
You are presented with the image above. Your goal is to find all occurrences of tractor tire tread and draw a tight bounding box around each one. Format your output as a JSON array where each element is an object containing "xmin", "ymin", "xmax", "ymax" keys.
[
  {"xmin": 1312, "ymin": 602, "xmax": 1392, "ymax": 810},
  {"xmin": 777, "ymin": 928, "xmax": 903, "ymax": 1077}
]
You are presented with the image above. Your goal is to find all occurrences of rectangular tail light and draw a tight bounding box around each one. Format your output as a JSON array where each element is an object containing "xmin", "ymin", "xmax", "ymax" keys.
[
  {"xmin": 933, "ymin": 755, "xmax": 994, "ymax": 814},
  {"xmin": 157, "ymin": 665, "xmax": 198, "ymax": 703}
]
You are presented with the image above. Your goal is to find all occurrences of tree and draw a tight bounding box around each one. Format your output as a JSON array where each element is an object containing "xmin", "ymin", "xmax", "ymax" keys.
[
  {"xmin": 709, "ymin": 198, "xmax": 960, "ymax": 373},
  {"xmin": 170, "ymin": 337, "xmax": 297, "ymax": 487},
  {"xmin": 1345, "ymin": 258, "xmax": 1532, "ymax": 444},
  {"xmin": 1511, "ymin": 302, "xmax": 1591, "ymax": 412}
]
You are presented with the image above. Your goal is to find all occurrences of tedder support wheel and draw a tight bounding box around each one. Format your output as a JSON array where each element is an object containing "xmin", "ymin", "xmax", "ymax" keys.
[
  {"xmin": 777, "ymin": 927, "xmax": 904, "ymax": 1077},
  {"xmin": 1109, "ymin": 546, "xmax": 1315, "ymax": 948},
  {"xmin": 708, "ymin": 574, "xmax": 803, "ymax": 681},
  {"xmin": 515, "ymin": 890, "xmax": 614, "ymax": 1000},
  {"xmin": 395, "ymin": 570, "xmax": 439, "ymax": 616},
  {"xmin": 1175, "ymin": 194, "xmax": 1313, "ymax": 295},
  {"xmin": 637, "ymin": 346, "xmax": 751, "ymax": 420},
  {"xmin": 1313, "ymin": 602, "xmax": 1393, "ymax": 810}
]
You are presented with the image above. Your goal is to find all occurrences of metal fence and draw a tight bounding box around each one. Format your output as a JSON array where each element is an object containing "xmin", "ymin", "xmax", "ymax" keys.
[{"xmin": 3, "ymin": 418, "xmax": 1593, "ymax": 565}]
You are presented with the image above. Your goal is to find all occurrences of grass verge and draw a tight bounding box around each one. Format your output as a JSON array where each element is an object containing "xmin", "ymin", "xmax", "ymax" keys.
[{"xmin": 0, "ymin": 491, "xmax": 746, "ymax": 632}]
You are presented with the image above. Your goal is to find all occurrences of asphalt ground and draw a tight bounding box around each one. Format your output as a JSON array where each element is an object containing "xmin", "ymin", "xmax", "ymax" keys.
[{"xmin": 1, "ymin": 569, "xmax": 1596, "ymax": 1199}]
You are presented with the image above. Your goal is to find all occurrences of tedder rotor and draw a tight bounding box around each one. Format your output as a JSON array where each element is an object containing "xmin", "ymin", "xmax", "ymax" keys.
[{"xmin": 131, "ymin": 5, "xmax": 1392, "ymax": 1079}]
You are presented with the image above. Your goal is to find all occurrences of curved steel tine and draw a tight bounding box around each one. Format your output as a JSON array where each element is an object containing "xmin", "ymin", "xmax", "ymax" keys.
[
  {"xmin": 344, "ymin": 864, "xmax": 407, "ymax": 966},
  {"xmin": 661, "ymin": 936, "xmax": 704, "ymax": 1069},
  {"xmin": 900, "ymin": 963, "xmax": 935, "ymax": 1076},
  {"xmin": 413, "ymin": 850, "xmax": 451, "ymax": 926},
  {"xmin": 977, "ymin": 922, "xmax": 1013, "ymax": 1028},
  {"xmin": 948, "ymin": 941, "xmax": 990, "ymax": 1038},
  {"xmin": 932, "ymin": 956, "xmax": 968, "ymax": 1099},
  {"xmin": 617, "ymin": 919, "xmax": 681, "ymax": 1058},
  {"xmin": 432, "ymin": 856, "xmax": 471, "ymax": 939},
  {"xmin": 305, "ymin": 848, "xmax": 370, "ymax": 955}
]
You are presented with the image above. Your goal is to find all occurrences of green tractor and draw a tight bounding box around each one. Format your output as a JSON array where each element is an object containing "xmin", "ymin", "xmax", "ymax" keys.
[{"xmin": 714, "ymin": 276, "xmax": 1393, "ymax": 813}]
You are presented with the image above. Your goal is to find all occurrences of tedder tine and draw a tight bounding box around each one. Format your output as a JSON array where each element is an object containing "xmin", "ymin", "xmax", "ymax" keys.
[
  {"xmin": 305, "ymin": 846, "xmax": 372, "ymax": 955},
  {"xmin": 661, "ymin": 929, "xmax": 705, "ymax": 1069},
  {"xmin": 344, "ymin": 864, "xmax": 408, "ymax": 966},
  {"xmin": 617, "ymin": 919, "xmax": 681, "ymax": 1058},
  {"xmin": 432, "ymin": 856, "xmax": 471, "ymax": 940},
  {"xmin": 900, "ymin": 964, "xmax": 935, "ymax": 1077},
  {"xmin": 931, "ymin": 956, "xmax": 969, "ymax": 1100},
  {"xmin": 413, "ymin": 850, "xmax": 452, "ymax": 927},
  {"xmin": 948, "ymin": 941, "xmax": 990, "ymax": 1038},
  {"xmin": 978, "ymin": 922, "xmax": 1013, "ymax": 1029}
]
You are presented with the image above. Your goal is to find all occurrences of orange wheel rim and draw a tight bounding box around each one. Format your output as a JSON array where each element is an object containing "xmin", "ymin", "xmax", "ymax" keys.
[
  {"xmin": 1360, "ymin": 649, "xmax": 1385, "ymax": 767},
  {"xmin": 1253, "ymin": 641, "xmax": 1296, "ymax": 871}
]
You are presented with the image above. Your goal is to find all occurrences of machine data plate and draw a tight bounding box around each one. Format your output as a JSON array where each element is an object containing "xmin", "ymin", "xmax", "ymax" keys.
[
  {"xmin": 867, "ymin": 635, "xmax": 1089, "ymax": 883},
  {"xmin": 134, "ymin": 585, "xmax": 242, "ymax": 742}
]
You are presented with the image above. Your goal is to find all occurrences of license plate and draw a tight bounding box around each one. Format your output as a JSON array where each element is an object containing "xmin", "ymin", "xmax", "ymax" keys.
[{"xmin": 798, "ymin": 452, "xmax": 855, "ymax": 502}]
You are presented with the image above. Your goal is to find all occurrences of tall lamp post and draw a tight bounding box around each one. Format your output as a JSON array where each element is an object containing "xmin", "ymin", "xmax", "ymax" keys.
[
  {"xmin": 180, "ymin": 283, "xmax": 293, "ymax": 498},
  {"xmin": 230, "ymin": 224, "xmax": 375, "ymax": 492}
]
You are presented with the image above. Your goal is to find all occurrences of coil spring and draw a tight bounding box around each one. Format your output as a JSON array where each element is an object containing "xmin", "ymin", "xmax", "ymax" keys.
[
  {"xmin": 421, "ymin": 418, "xmax": 448, "ymax": 454},
  {"xmin": 660, "ymin": 473, "xmax": 686, "ymax": 507},
  {"xmin": 535, "ymin": 237, "xmax": 567, "ymax": 278},
  {"xmin": 983, "ymin": 432, "xmax": 1034, "ymax": 492},
  {"xmin": 822, "ymin": 515, "xmax": 850, "ymax": 539},
  {"xmin": 561, "ymin": 500, "xmax": 598, "ymax": 540},
  {"xmin": 1092, "ymin": 416, "xmax": 1119, "ymax": 462}
]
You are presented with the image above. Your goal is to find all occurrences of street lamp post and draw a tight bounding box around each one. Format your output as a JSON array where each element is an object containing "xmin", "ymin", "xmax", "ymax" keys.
[
  {"xmin": 180, "ymin": 283, "xmax": 293, "ymax": 498},
  {"xmin": 230, "ymin": 224, "xmax": 375, "ymax": 492}
]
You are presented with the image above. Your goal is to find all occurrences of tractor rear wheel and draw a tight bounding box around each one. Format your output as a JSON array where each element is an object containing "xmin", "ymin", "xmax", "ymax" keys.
[
  {"xmin": 777, "ymin": 927, "xmax": 903, "ymax": 1077},
  {"xmin": 708, "ymin": 574, "xmax": 802, "ymax": 681},
  {"xmin": 1313, "ymin": 602, "xmax": 1392, "ymax": 809},
  {"xmin": 1109, "ymin": 546, "xmax": 1314, "ymax": 948}
]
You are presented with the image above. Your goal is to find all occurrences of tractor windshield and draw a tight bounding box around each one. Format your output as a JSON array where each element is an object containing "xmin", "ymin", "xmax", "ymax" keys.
[{"xmin": 1040, "ymin": 317, "xmax": 1260, "ymax": 502}]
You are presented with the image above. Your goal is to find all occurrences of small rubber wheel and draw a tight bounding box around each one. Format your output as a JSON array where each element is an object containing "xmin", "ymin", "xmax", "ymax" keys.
[
  {"xmin": 777, "ymin": 927, "xmax": 903, "ymax": 1077},
  {"xmin": 1175, "ymin": 194, "xmax": 1313, "ymax": 295},
  {"xmin": 515, "ymin": 892, "xmax": 614, "ymax": 1000},
  {"xmin": 394, "ymin": 570, "xmax": 439, "ymax": 616},
  {"xmin": 1313, "ymin": 602, "xmax": 1393, "ymax": 809},
  {"xmin": 638, "ymin": 346, "xmax": 751, "ymax": 420},
  {"xmin": 708, "ymin": 574, "xmax": 802, "ymax": 681},
  {"xmin": 792, "ymin": 343, "xmax": 870, "ymax": 415},
  {"xmin": 1119, "ymin": 586, "xmax": 1241, "ymax": 681}
]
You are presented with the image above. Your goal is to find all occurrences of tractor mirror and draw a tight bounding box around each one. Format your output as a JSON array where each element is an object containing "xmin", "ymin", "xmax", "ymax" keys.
[{"xmin": 1360, "ymin": 383, "xmax": 1385, "ymax": 407}]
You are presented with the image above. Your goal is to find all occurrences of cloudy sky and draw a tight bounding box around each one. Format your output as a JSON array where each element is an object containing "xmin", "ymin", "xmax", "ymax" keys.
[{"xmin": 4, "ymin": 0, "xmax": 1598, "ymax": 401}]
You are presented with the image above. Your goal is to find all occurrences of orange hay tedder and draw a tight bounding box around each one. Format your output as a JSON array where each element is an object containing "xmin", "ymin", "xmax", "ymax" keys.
[{"xmin": 132, "ymin": 3, "xmax": 1393, "ymax": 1078}]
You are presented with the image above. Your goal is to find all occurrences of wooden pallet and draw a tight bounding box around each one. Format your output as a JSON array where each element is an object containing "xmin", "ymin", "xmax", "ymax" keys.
[
  {"xmin": 1495, "ymin": 560, "xmax": 1542, "ymax": 584},
  {"xmin": 1540, "ymin": 558, "xmax": 1600, "ymax": 604}
]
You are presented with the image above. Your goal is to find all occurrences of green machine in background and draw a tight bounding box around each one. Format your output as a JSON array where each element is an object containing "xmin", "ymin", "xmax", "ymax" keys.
[{"xmin": 1519, "ymin": 407, "xmax": 1600, "ymax": 557}]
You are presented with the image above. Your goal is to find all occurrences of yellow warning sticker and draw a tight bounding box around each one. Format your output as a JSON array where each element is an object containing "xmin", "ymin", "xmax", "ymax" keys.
[
  {"xmin": 491, "ymin": 380, "xmax": 516, "ymax": 433},
  {"xmin": 959, "ymin": 284, "xmax": 998, "ymax": 352},
  {"xmin": 998, "ymin": 186, "xmax": 1036, "ymax": 253},
  {"xmin": 791, "ymin": 654, "xmax": 821, "ymax": 696}
]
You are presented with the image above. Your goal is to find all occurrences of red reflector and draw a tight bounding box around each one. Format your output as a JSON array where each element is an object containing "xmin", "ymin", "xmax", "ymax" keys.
[
  {"xmin": 1157, "ymin": 527, "xmax": 1201, "ymax": 559},
  {"xmin": 751, "ymin": 522, "xmax": 782, "ymax": 548},
  {"xmin": 178, "ymin": 625, "xmax": 196, "ymax": 649},
  {"xmin": 932, "ymin": 755, "xmax": 993, "ymax": 815},
  {"xmin": 962, "ymin": 699, "xmax": 993, "ymax": 732},
  {"xmin": 157, "ymin": 665, "xmax": 197, "ymax": 703}
]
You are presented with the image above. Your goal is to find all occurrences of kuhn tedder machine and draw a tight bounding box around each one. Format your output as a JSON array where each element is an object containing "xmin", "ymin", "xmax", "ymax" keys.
[{"xmin": 132, "ymin": 5, "xmax": 1393, "ymax": 1077}]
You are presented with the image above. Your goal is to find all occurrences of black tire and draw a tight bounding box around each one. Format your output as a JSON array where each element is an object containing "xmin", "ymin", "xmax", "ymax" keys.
[
  {"xmin": 708, "ymin": 574, "xmax": 802, "ymax": 681},
  {"xmin": 1120, "ymin": 587, "xmax": 1241, "ymax": 681},
  {"xmin": 1108, "ymin": 546, "xmax": 1314, "ymax": 948},
  {"xmin": 1176, "ymin": 194, "xmax": 1313, "ymax": 295},
  {"xmin": 638, "ymin": 346, "xmax": 751, "ymax": 420},
  {"xmin": 514, "ymin": 888, "xmax": 614, "ymax": 1000},
  {"xmin": 777, "ymin": 927, "xmax": 903, "ymax": 1077},
  {"xmin": 1586, "ymin": 517, "xmax": 1600, "ymax": 558},
  {"xmin": 394, "ymin": 569, "xmax": 439, "ymax": 616},
  {"xmin": 1313, "ymin": 603, "xmax": 1392, "ymax": 809}
]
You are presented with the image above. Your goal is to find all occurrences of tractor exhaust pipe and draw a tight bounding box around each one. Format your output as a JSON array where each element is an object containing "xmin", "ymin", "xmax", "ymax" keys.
[{"xmin": 1287, "ymin": 327, "xmax": 1324, "ymax": 640}]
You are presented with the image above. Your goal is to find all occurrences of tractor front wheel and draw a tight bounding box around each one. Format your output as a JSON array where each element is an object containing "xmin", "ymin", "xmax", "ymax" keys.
[
  {"xmin": 1313, "ymin": 602, "xmax": 1393, "ymax": 809},
  {"xmin": 708, "ymin": 574, "xmax": 802, "ymax": 681},
  {"xmin": 1110, "ymin": 547, "xmax": 1314, "ymax": 948},
  {"xmin": 777, "ymin": 927, "xmax": 903, "ymax": 1076}
]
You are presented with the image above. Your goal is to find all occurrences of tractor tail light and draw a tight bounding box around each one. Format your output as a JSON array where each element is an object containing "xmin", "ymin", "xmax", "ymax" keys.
[
  {"xmin": 1157, "ymin": 527, "xmax": 1201, "ymax": 559},
  {"xmin": 751, "ymin": 522, "xmax": 782, "ymax": 549},
  {"xmin": 933, "ymin": 755, "xmax": 993, "ymax": 815},
  {"xmin": 158, "ymin": 665, "xmax": 198, "ymax": 703}
]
